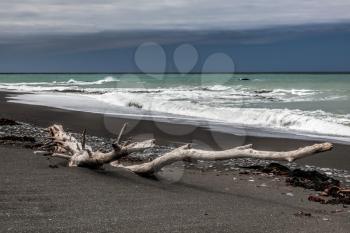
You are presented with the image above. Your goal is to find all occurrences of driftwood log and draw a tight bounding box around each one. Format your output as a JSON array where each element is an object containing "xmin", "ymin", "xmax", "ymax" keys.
[{"xmin": 35, "ymin": 124, "xmax": 333, "ymax": 176}]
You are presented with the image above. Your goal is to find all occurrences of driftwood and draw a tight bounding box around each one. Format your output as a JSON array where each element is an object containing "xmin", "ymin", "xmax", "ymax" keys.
[
  {"xmin": 35, "ymin": 124, "xmax": 333, "ymax": 175},
  {"xmin": 35, "ymin": 124, "xmax": 156, "ymax": 168}
]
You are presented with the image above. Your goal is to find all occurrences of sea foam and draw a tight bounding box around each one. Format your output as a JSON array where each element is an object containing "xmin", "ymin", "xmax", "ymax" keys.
[{"xmin": 90, "ymin": 91, "xmax": 350, "ymax": 139}]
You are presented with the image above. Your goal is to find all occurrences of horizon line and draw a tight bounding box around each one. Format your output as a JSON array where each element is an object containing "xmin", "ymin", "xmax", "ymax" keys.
[{"xmin": 1, "ymin": 72, "xmax": 350, "ymax": 75}]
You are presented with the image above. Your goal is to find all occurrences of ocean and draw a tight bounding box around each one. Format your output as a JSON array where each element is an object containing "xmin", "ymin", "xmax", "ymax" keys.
[{"xmin": 1, "ymin": 73, "xmax": 350, "ymax": 143}]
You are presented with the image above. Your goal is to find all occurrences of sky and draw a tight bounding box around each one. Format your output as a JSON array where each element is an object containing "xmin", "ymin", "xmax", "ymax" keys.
[{"xmin": 1, "ymin": 0, "xmax": 350, "ymax": 73}]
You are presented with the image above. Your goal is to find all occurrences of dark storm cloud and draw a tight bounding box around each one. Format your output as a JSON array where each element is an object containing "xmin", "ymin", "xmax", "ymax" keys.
[{"xmin": 1, "ymin": 0, "xmax": 350, "ymax": 34}]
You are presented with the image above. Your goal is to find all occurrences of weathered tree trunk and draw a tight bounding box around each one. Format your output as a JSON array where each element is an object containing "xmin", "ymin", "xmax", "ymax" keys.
[{"xmin": 35, "ymin": 124, "xmax": 333, "ymax": 175}]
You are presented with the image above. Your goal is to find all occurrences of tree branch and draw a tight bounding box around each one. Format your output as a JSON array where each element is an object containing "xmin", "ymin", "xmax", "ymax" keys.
[{"xmin": 112, "ymin": 143, "xmax": 333, "ymax": 175}]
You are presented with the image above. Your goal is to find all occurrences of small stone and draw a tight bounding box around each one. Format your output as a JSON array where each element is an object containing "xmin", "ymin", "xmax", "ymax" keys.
[
  {"xmin": 331, "ymin": 209, "xmax": 343, "ymax": 214},
  {"xmin": 285, "ymin": 192, "xmax": 294, "ymax": 197},
  {"xmin": 294, "ymin": 211, "xmax": 311, "ymax": 217}
]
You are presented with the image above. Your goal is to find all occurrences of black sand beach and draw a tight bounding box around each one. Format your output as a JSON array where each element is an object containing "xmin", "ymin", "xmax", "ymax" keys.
[{"xmin": 1, "ymin": 91, "xmax": 350, "ymax": 232}]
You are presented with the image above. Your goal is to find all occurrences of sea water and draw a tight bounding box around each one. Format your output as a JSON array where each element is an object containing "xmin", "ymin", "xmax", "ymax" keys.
[{"xmin": 1, "ymin": 73, "xmax": 350, "ymax": 143}]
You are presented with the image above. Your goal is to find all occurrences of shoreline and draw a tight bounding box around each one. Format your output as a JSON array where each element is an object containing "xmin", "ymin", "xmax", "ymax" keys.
[
  {"xmin": 1, "ymin": 91, "xmax": 350, "ymax": 170},
  {"xmin": 6, "ymin": 90, "xmax": 350, "ymax": 146}
]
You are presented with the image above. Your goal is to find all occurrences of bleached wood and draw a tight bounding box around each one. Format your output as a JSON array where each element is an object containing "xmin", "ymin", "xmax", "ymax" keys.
[
  {"xmin": 112, "ymin": 143, "xmax": 333, "ymax": 175},
  {"xmin": 82, "ymin": 129, "xmax": 86, "ymax": 150},
  {"xmin": 36, "ymin": 124, "xmax": 333, "ymax": 174},
  {"xmin": 116, "ymin": 123, "xmax": 128, "ymax": 144}
]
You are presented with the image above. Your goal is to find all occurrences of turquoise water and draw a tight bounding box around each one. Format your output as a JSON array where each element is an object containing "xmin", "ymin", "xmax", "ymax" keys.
[{"xmin": 1, "ymin": 73, "xmax": 350, "ymax": 141}]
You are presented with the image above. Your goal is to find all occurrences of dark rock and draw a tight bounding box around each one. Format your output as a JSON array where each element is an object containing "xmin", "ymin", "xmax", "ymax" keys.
[
  {"xmin": 287, "ymin": 169, "xmax": 340, "ymax": 191},
  {"xmin": 242, "ymin": 163, "xmax": 290, "ymax": 176},
  {"xmin": 326, "ymin": 197, "xmax": 350, "ymax": 205},
  {"xmin": 308, "ymin": 195, "xmax": 326, "ymax": 204},
  {"xmin": 0, "ymin": 136, "xmax": 36, "ymax": 143},
  {"xmin": 325, "ymin": 189, "xmax": 350, "ymax": 205},
  {"xmin": 294, "ymin": 211, "xmax": 312, "ymax": 217},
  {"xmin": 0, "ymin": 118, "xmax": 20, "ymax": 126},
  {"xmin": 254, "ymin": 90, "xmax": 272, "ymax": 94}
]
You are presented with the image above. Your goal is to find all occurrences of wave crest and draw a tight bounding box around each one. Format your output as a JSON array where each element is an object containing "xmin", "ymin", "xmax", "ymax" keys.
[
  {"xmin": 92, "ymin": 91, "xmax": 350, "ymax": 138},
  {"xmin": 67, "ymin": 76, "xmax": 119, "ymax": 85}
]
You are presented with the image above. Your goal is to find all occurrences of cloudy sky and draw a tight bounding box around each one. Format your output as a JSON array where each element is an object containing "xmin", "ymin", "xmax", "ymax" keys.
[{"xmin": 1, "ymin": 0, "xmax": 350, "ymax": 72}]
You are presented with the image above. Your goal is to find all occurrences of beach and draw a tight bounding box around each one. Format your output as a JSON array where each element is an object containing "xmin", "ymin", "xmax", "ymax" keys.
[
  {"xmin": 1, "ymin": 91, "xmax": 350, "ymax": 232},
  {"xmin": 2, "ymin": 0, "xmax": 350, "ymax": 231}
]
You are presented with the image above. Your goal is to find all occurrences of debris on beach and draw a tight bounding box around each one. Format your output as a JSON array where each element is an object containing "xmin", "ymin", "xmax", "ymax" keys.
[
  {"xmin": 0, "ymin": 135, "xmax": 42, "ymax": 149},
  {"xmin": 285, "ymin": 192, "xmax": 294, "ymax": 197},
  {"xmin": 257, "ymin": 183, "xmax": 267, "ymax": 188},
  {"xmin": 294, "ymin": 211, "xmax": 312, "ymax": 217},
  {"xmin": 308, "ymin": 195, "xmax": 326, "ymax": 204},
  {"xmin": 243, "ymin": 162, "xmax": 350, "ymax": 205},
  {"xmin": 320, "ymin": 187, "xmax": 350, "ymax": 205},
  {"xmin": 242, "ymin": 163, "xmax": 290, "ymax": 175},
  {"xmin": 287, "ymin": 169, "xmax": 340, "ymax": 191},
  {"xmin": 248, "ymin": 177, "xmax": 255, "ymax": 182}
]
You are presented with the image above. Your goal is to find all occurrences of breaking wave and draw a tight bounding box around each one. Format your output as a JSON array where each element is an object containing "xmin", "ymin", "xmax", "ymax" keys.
[
  {"xmin": 91, "ymin": 91, "xmax": 350, "ymax": 139},
  {"xmin": 0, "ymin": 76, "xmax": 119, "ymax": 88},
  {"xmin": 66, "ymin": 76, "xmax": 119, "ymax": 85}
]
